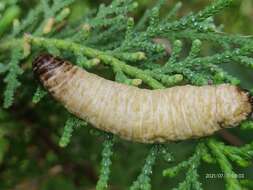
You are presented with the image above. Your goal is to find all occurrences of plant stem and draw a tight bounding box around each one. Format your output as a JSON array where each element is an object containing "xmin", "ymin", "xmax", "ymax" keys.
[
  {"xmin": 27, "ymin": 36, "xmax": 165, "ymax": 89},
  {"xmin": 208, "ymin": 139, "xmax": 241, "ymax": 190}
]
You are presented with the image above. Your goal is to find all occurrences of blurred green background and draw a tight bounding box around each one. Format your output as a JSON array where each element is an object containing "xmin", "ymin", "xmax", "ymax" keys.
[{"xmin": 0, "ymin": 0, "xmax": 252, "ymax": 190}]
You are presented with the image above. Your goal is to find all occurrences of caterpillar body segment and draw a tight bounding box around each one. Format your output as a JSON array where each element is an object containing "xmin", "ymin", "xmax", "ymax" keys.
[{"xmin": 33, "ymin": 54, "xmax": 252, "ymax": 143}]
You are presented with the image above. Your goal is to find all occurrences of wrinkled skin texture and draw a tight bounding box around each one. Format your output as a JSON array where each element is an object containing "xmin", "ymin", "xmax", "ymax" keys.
[{"xmin": 33, "ymin": 55, "xmax": 252, "ymax": 143}]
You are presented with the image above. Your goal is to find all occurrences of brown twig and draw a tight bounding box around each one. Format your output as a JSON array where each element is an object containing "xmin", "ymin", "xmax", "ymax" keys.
[{"xmin": 218, "ymin": 129, "xmax": 244, "ymax": 146}]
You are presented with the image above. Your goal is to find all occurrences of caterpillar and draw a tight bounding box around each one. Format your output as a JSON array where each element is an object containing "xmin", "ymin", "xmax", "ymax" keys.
[{"xmin": 33, "ymin": 54, "xmax": 252, "ymax": 143}]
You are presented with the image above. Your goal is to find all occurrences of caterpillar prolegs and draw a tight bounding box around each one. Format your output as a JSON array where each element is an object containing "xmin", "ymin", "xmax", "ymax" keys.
[{"xmin": 33, "ymin": 54, "xmax": 252, "ymax": 143}]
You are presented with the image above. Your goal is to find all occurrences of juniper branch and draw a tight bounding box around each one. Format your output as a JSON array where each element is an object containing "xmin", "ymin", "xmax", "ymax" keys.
[
  {"xmin": 27, "ymin": 35, "xmax": 165, "ymax": 89},
  {"xmin": 208, "ymin": 139, "xmax": 242, "ymax": 190},
  {"xmin": 32, "ymin": 86, "xmax": 48, "ymax": 104},
  {"xmin": 59, "ymin": 115, "xmax": 87, "ymax": 147},
  {"xmin": 163, "ymin": 143, "xmax": 205, "ymax": 190},
  {"xmin": 96, "ymin": 134, "xmax": 115, "ymax": 190},
  {"xmin": 130, "ymin": 145, "xmax": 160, "ymax": 190}
]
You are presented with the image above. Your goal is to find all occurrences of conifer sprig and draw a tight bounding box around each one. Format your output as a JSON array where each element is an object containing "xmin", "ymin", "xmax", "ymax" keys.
[
  {"xmin": 0, "ymin": 0, "xmax": 252, "ymax": 189},
  {"xmin": 130, "ymin": 145, "xmax": 160, "ymax": 190},
  {"xmin": 96, "ymin": 134, "xmax": 115, "ymax": 190}
]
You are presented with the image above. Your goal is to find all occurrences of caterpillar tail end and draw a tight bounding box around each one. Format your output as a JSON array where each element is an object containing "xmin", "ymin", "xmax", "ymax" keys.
[
  {"xmin": 247, "ymin": 93, "xmax": 253, "ymax": 119},
  {"xmin": 238, "ymin": 87, "xmax": 253, "ymax": 120}
]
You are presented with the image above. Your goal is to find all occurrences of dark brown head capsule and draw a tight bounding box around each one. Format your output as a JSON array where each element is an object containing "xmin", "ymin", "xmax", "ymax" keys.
[
  {"xmin": 33, "ymin": 54, "xmax": 65, "ymax": 80},
  {"xmin": 33, "ymin": 54, "xmax": 78, "ymax": 85},
  {"xmin": 33, "ymin": 54, "xmax": 78, "ymax": 93},
  {"xmin": 233, "ymin": 87, "xmax": 253, "ymax": 120}
]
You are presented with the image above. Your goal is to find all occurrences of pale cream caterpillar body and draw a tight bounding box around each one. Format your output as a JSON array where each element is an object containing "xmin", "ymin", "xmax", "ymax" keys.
[{"xmin": 33, "ymin": 54, "xmax": 252, "ymax": 143}]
